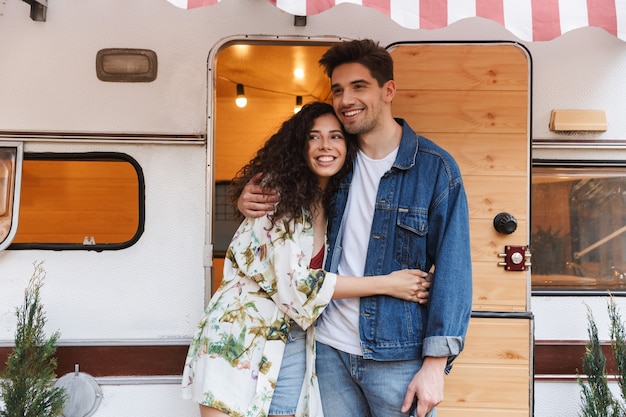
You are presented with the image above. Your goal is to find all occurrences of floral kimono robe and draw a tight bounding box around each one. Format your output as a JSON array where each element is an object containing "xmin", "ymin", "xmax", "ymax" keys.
[{"xmin": 182, "ymin": 211, "xmax": 336, "ymax": 417}]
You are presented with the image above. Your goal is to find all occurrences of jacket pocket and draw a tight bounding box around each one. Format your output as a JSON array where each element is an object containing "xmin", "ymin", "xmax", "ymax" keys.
[{"xmin": 394, "ymin": 208, "xmax": 428, "ymax": 269}]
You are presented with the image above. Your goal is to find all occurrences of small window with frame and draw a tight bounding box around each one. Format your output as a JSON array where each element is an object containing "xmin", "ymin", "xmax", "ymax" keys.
[
  {"xmin": 0, "ymin": 143, "xmax": 23, "ymax": 251},
  {"xmin": 532, "ymin": 162, "xmax": 626, "ymax": 293},
  {"xmin": 9, "ymin": 152, "xmax": 144, "ymax": 251}
]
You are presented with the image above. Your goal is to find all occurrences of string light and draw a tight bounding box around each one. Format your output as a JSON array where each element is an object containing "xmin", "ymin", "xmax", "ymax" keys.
[
  {"xmin": 223, "ymin": 77, "xmax": 319, "ymax": 109},
  {"xmin": 294, "ymin": 96, "xmax": 303, "ymax": 113},
  {"xmin": 235, "ymin": 84, "xmax": 247, "ymax": 108}
]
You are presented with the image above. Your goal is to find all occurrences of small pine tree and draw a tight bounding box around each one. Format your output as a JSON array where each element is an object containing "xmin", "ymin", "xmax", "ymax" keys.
[
  {"xmin": 609, "ymin": 297, "xmax": 626, "ymax": 405},
  {"xmin": 578, "ymin": 296, "xmax": 626, "ymax": 416},
  {"xmin": 0, "ymin": 262, "xmax": 66, "ymax": 417}
]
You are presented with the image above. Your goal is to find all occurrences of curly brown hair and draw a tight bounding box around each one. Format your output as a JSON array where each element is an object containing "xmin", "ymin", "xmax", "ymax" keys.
[{"xmin": 229, "ymin": 101, "xmax": 357, "ymax": 225}]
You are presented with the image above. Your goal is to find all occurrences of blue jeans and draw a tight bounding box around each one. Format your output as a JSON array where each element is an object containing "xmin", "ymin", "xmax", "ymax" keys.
[
  {"xmin": 316, "ymin": 341, "xmax": 436, "ymax": 417},
  {"xmin": 268, "ymin": 324, "xmax": 306, "ymax": 415}
]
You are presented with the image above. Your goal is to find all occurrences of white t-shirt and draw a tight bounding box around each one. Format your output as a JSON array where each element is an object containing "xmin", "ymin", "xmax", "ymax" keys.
[{"xmin": 316, "ymin": 147, "xmax": 398, "ymax": 355}]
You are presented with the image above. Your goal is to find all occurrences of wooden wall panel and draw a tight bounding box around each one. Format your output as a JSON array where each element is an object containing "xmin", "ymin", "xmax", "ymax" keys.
[
  {"xmin": 393, "ymin": 91, "xmax": 528, "ymax": 134},
  {"xmin": 391, "ymin": 44, "xmax": 529, "ymax": 91},
  {"xmin": 391, "ymin": 43, "xmax": 531, "ymax": 417},
  {"xmin": 472, "ymin": 262, "xmax": 527, "ymax": 312},
  {"xmin": 439, "ymin": 317, "xmax": 532, "ymax": 416},
  {"xmin": 470, "ymin": 219, "xmax": 528, "ymax": 259},
  {"xmin": 459, "ymin": 318, "xmax": 531, "ymax": 364},
  {"xmin": 391, "ymin": 43, "xmax": 530, "ymax": 312},
  {"xmin": 464, "ymin": 176, "xmax": 527, "ymax": 220},
  {"xmin": 429, "ymin": 132, "xmax": 528, "ymax": 176}
]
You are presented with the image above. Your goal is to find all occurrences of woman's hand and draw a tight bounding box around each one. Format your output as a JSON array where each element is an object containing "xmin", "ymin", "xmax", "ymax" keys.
[{"xmin": 384, "ymin": 269, "xmax": 432, "ymax": 303}]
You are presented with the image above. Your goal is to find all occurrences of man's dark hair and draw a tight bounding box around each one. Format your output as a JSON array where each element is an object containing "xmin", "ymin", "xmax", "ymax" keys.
[{"xmin": 319, "ymin": 39, "xmax": 394, "ymax": 87}]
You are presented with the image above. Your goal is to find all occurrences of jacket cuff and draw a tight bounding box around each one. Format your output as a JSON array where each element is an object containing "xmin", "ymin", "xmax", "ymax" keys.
[{"xmin": 422, "ymin": 336, "xmax": 464, "ymax": 374}]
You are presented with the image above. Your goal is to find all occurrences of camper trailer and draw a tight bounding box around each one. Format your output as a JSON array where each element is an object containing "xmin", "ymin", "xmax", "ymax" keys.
[{"xmin": 1, "ymin": 0, "xmax": 626, "ymax": 416}]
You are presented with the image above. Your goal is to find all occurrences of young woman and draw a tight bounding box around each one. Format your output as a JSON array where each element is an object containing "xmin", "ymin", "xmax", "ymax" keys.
[{"xmin": 181, "ymin": 102, "xmax": 430, "ymax": 417}]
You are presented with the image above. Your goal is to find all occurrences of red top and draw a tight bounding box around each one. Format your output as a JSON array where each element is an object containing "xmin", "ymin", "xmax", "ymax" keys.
[{"xmin": 309, "ymin": 245, "xmax": 324, "ymax": 269}]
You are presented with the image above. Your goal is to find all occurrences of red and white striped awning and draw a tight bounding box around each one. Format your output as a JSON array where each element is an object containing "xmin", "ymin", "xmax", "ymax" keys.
[{"xmin": 167, "ymin": 0, "xmax": 626, "ymax": 42}]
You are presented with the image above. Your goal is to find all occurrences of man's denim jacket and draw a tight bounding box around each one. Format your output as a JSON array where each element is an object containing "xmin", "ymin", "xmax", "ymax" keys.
[{"xmin": 325, "ymin": 119, "xmax": 472, "ymax": 369}]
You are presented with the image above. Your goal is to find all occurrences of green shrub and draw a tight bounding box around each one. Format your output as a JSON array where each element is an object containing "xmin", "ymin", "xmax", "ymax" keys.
[{"xmin": 0, "ymin": 262, "xmax": 66, "ymax": 417}]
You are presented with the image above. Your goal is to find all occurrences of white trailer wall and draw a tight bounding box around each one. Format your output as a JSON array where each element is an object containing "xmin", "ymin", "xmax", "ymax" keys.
[{"xmin": 2, "ymin": 0, "xmax": 626, "ymax": 415}]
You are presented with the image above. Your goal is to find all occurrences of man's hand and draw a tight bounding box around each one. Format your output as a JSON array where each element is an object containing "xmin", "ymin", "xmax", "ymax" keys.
[
  {"xmin": 237, "ymin": 173, "xmax": 279, "ymax": 218},
  {"xmin": 401, "ymin": 356, "xmax": 447, "ymax": 417}
]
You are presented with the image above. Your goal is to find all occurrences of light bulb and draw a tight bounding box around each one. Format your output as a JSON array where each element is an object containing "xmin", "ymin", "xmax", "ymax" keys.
[
  {"xmin": 294, "ymin": 95, "xmax": 302, "ymax": 113},
  {"xmin": 236, "ymin": 84, "xmax": 247, "ymax": 108}
]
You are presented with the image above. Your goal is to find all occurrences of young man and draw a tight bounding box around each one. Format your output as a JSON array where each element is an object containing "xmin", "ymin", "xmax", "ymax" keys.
[{"xmin": 238, "ymin": 39, "xmax": 472, "ymax": 417}]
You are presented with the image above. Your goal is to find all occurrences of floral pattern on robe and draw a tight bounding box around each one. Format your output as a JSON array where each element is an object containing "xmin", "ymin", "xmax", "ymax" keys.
[{"xmin": 182, "ymin": 211, "xmax": 335, "ymax": 417}]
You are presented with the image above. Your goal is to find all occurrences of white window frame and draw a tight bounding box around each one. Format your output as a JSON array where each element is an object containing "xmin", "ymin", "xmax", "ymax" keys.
[{"xmin": 0, "ymin": 141, "xmax": 23, "ymax": 251}]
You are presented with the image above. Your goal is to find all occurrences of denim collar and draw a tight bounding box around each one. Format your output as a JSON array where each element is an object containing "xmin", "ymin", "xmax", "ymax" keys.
[{"xmin": 392, "ymin": 118, "xmax": 419, "ymax": 171}]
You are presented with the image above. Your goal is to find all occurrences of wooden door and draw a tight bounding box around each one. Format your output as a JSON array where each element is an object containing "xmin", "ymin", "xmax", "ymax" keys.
[{"xmin": 390, "ymin": 43, "xmax": 532, "ymax": 416}]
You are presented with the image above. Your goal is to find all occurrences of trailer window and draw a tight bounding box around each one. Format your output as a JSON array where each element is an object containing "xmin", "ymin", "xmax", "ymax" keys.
[
  {"xmin": 9, "ymin": 153, "xmax": 144, "ymax": 250},
  {"xmin": 0, "ymin": 144, "xmax": 22, "ymax": 251},
  {"xmin": 532, "ymin": 165, "xmax": 626, "ymax": 292}
]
